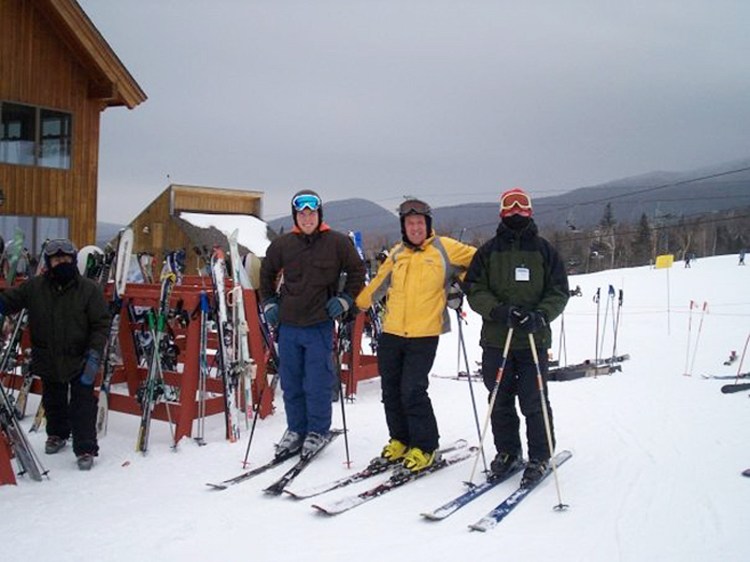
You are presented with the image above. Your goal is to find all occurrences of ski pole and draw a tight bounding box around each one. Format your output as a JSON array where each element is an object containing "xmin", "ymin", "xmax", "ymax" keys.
[
  {"xmin": 611, "ymin": 289, "xmax": 624, "ymax": 362},
  {"xmin": 335, "ymin": 318, "xmax": 352, "ymax": 468},
  {"xmin": 467, "ymin": 328, "xmax": 514, "ymax": 486},
  {"xmin": 456, "ymin": 307, "xmax": 487, "ymax": 473},
  {"xmin": 597, "ymin": 285, "xmax": 615, "ymax": 361},
  {"xmin": 733, "ymin": 332, "xmax": 750, "ymax": 385},
  {"xmin": 593, "ymin": 288, "xmax": 601, "ymax": 367},
  {"xmin": 556, "ymin": 312, "xmax": 567, "ymax": 368},
  {"xmin": 688, "ymin": 301, "xmax": 708, "ymax": 377},
  {"xmin": 242, "ymin": 320, "xmax": 280, "ymax": 468},
  {"xmin": 528, "ymin": 332, "xmax": 569, "ymax": 512},
  {"xmin": 684, "ymin": 300, "xmax": 695, "ymax": 375}
]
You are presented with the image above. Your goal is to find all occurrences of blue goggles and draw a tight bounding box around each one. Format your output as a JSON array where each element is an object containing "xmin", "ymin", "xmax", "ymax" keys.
[{"xmin": 292, "ymin": 193, "xmax": 322, "ymax": 213}]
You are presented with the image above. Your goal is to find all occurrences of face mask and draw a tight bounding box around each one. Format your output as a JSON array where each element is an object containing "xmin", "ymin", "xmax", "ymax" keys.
[
  {"xmin": 502, "ymin": 214, "xmax": 531, "ymax": 231},
  {"xmin": 49, "ymin": 262, "xmax": 77, "ymax": 285}
]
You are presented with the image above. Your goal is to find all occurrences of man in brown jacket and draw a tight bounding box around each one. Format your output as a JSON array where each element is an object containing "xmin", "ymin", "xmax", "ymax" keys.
[{"xmin": 260, "ymin": 190, "xmax": 365, "ymax": 459}]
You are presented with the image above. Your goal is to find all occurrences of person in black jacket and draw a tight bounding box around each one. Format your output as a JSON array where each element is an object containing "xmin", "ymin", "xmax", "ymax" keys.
[
  {"xmin": 0, "ymin": 239, "xmax": 110, "ymax": 470},
  {"xmin": 260, "ymin": 190, "xmax": 365, "ymax": 459},
  {"xmin": 465, "ymin": 188, "xmax": 569, "ymax": 487}
]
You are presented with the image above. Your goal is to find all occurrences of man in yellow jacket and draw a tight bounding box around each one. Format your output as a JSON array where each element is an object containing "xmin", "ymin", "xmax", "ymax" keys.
[{"xmin": 356, "ymin": 199, "xmax": 476, "ymax": 473}]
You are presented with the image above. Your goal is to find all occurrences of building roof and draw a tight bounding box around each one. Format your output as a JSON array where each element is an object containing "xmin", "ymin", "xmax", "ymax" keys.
[{"xmin": 34, "ymin": 0, "xmax": 147, "ymax": 109}]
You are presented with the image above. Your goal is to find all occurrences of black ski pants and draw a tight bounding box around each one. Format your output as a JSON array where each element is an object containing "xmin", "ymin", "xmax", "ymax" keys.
[
  {"xmin": 42, "ymin": 377, "xmax": 99, "ymax": 456},
  {"xmin": 480, "ymin": 345, "xmax": 555, "ymax": 462},
  {"xmin": 377, "ymin": 333, "xmax": 440, "ymax": 453}
]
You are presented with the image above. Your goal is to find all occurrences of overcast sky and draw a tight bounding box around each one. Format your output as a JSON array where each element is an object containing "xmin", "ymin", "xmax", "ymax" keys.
[{"xmin": 78, "ymin": 0, "xmax": 750, "ymax": 225}]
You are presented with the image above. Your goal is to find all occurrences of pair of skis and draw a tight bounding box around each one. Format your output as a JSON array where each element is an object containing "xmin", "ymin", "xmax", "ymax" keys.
[
  {"xmin": 206, "ymin": 430, "xmax": 343, "ymax": 491},
  {"xmin": 311, "ymin": 448, "xmax": 572, "ymax": 525}
]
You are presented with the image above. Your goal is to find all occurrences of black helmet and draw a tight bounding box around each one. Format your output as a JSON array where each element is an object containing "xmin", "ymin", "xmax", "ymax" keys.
[
  {"xmin": 43, "ymin": 238, "xmax": 78, "ymax": 267},
  {"xmin": 398, "ymin": 198, "xmax": 432, "ymax": 240},
  {"xmin": 291, "ymin": 189, "xmax": 323, "ymax": 228}
]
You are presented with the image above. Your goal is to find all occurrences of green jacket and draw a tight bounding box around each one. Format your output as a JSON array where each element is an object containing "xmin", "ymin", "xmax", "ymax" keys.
[
  {"xmin": 465, "ymin": 220, "xmax": 569, "ymax": 350},
  {"xmin": 0, "ymin": 273, "xmax": 110, "ymax": 382}
]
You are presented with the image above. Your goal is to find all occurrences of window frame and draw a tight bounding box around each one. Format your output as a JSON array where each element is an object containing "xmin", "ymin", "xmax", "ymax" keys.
[{"xmin": 0, "ymin": 101, "xmax": 73, "ymax": 170}]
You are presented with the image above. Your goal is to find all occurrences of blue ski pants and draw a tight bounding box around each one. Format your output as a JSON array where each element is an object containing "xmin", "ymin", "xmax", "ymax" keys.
[{"xmin": 277, "ymin": 321, "xmax": 335, "ymax": 435}]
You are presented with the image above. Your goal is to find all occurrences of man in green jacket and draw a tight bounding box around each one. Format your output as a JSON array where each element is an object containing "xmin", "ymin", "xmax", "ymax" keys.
[
  {"xmin": 465, "ymin": 188, "xmax": 569, "ymax": 486},
  {"xmin": 0, "ymin": 239, "xmax": 110, "ymax": 470}
]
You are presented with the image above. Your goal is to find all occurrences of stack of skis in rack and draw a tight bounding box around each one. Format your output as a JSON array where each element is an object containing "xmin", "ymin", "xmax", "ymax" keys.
[
  {"xmin": 549, "ymin": 284, "xmax": 629, "ymax": 382},
  {"xmin": 193, "ymin": 229, "xmax": 262, "ymax": 447},
  {"xmin": 0, "ymin": 229, "xmax": 48, "ymax": 483}
]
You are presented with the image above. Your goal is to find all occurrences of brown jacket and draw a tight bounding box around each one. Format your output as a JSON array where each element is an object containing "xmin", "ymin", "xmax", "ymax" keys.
[{"xmin": 260, "ymin": 224, "xmax": 365, "ymax": 327}]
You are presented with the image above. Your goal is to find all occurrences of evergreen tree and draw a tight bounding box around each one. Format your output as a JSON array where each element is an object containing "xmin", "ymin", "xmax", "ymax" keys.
[{"xmin": 631, "ymin": 213, "xmax": 653, "ymax": 266}]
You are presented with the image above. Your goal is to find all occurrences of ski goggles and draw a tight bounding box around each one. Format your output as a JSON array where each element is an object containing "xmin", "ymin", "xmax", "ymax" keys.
[
  {"xmin": 292, "ymin": 193, "xmax": 322, "ymax": 212},
  {"xmin": 500, "ymin": 190, "xmax": 532, "ymax": 212},
  {"xmin": 500, "ymin": 189, "xmax": 533, "ymax": 217},
  {"xmin": 43, "ymin": 238, "xmax": 78, "ymax": 257},
  {"xmin": 399, "ymin": 199, "xmax": 431, "ymax": 217}
]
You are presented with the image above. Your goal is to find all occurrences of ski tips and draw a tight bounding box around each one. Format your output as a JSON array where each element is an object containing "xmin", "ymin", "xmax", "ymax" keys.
[{"xmin": 205, "ymin": 482, "xmax": 228, "ymax": 491}]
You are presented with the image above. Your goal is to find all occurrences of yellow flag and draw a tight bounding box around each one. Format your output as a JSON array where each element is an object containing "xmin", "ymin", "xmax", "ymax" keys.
[{"xmin": 655, "ymin": 254, "xmax": 674, "ymax": 269}]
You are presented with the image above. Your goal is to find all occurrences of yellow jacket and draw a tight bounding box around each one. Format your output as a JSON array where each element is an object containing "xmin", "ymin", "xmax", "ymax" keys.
[{"xmin": 356, "ymin": 234, "xmax": 476, "ymax": 338}]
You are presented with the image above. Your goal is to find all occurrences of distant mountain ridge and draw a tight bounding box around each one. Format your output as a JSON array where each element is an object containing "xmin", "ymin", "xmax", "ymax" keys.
[
  {"xmin": 102, "ymin": 157, "xmax": 750, "ymax": 252},
  {"xmin": 268, "ymin": 157, "xmax": 750, "ymax": 250}
]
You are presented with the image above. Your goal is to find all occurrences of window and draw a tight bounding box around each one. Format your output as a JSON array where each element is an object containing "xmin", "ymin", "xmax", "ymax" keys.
[
  {"xmin": 0, "ymin": 101, "xmax": 72, "ymax": 169},
  {"xmin": 0, "ymin": 215, "xmax": 69, "ymax": 260}
]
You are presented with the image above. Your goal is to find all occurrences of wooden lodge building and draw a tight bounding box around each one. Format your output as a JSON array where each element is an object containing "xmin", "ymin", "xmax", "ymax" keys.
[
  {"xmin": 0, "ymin": 0, "xmax": 146, "ymax": 254},
  {"xmin": 129, "ymin": 183, "xmax": 266, "ymax": 267}
]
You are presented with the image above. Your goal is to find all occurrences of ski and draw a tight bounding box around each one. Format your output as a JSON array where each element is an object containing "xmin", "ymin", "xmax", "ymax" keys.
[
  {"xmin": 311, "ymin": 446, "xmax": 476, "ymax": 516},
  {"xmin": 227, "ymin": 229, "xmax": 253, "ymax": 424},
  {"xmin": 263, "ymin": 430, "xmax": 344, "ymax": 496},
  {"xmin": 96, "ymin": 227, "xmax": 133, "ymax": 435},
  {"xmin": 210, "ymin": 247, "xmax": 242, "ymax": 442},
  {"xmin": 1, "ymin": 378, "xmax": 47, "ymax": 482},
  {"xmin": 701, "ymin": 373, "xmax": 749, "ymax": 380},
  {"xmin": 286, "ymin": 438, "xmax": 468, "ymax": 500},
  {"xmin": 206, "ymin": 449, "xmax": 300, "ymax": 490},
  {"xmin": 135, "ymin": 252, "xmax": 182, "ymax": 453},
  {"xmin": 468, "ymin": 450, "xmax": 573, "ymax": 532},
  {"xmin": 420, "ymin": 460, "xmax": 525, "ymax": 521},
  {"xmin": 742, "ymin": 468, "xmax": 750, "ymax": 478},
  {"xmin": 721, "ymin": 382, "xmax": 750, "ymax": 394},
  {"xmin": 430, "ymin": 371, "xmax": 482, "ymax": 381}
]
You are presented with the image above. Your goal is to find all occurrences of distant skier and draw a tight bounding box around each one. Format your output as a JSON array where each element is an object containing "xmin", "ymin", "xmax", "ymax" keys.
[{"xmin": 464, "ymin": 187, "xmax": 570, "ymax": 487}]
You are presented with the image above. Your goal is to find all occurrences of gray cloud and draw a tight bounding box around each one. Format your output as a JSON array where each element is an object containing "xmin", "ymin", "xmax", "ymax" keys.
[{"xmin": 81, "ymin": 0, "xmax": 750, "ymax": 223}]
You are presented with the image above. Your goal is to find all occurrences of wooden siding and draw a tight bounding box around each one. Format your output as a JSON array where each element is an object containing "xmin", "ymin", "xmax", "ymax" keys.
[
  {"xmin": 0, "ymin": 0, "xmax": 145, "ymax": 249},
  {"xmin": 0, "ymin": 0, "xmax": 103, "ymax": 246},
  {"xmin": 172, "ymin": 185, "xmax": 263, "ymax": 216}
]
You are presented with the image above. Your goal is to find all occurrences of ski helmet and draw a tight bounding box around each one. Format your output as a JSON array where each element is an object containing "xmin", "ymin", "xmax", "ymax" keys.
[
  {"xmin": 499, "ymin": 187, "xmax": 533, "ymax": 218},
  {"xmin": 43, "ymin": 238, "xmax": 78, "ymax": 267},
  {"xmin": 291, "ymin": 189, "xmax": 323, "ymax": 228},
  {"xmin": 398, "ymin": 198, "xmax": 432, "ymax": 238}
]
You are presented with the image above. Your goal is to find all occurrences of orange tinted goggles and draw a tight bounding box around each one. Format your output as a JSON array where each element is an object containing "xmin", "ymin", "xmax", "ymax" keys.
[{"xmin": 501, "ymin": 191, "xmax": 532, "ymax": 211}]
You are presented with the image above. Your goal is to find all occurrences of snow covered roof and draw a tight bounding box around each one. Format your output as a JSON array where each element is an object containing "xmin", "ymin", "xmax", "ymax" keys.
[{"xmin": 179, "ymin": 212, "xmax": 271, "ymax": 257}]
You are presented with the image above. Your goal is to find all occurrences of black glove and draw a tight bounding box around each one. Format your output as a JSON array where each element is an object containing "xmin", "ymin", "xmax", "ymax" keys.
[
  {"xmin": 446, "ymin": 281, "xmax": 463, "ymax": 310},
  {"xmin": 509, "ymin": 308, "xmax": 547, "ymax": 333},
  {"xmin": 490, "ymin": 304, "xmax": 512, "ymax": 325}
]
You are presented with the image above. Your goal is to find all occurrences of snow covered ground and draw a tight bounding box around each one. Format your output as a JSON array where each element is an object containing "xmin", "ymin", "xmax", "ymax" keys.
[{"xmin": 3, "ymin": 253, "xmax": 750, "ymax": 561}]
